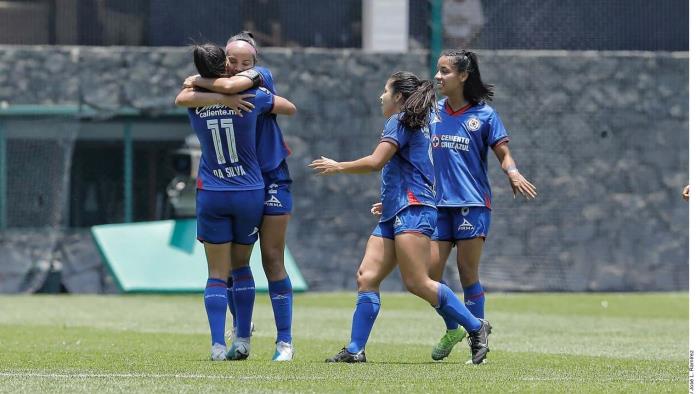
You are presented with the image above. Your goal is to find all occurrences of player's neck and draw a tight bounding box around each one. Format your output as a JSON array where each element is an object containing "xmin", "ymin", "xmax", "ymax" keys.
[{"xmin": 446, "ymin": 96, "xmax": 469, "ymax": 112}]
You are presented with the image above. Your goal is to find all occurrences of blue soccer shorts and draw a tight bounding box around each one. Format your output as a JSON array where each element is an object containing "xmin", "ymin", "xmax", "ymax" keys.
[
  {"xmin": 372, "ymin": 205, "xmax": 436, "ymax": 240},
  {"xmin": 196, "ymin": 188, "xmax": 265, "ymax": 245},
  {"xmin": 433, "ymin": 206, "xmax": 491, "ymax": 242},
  {"xmin": 262, "ymin": 160, "xmax": 293, "ymax": 216}
]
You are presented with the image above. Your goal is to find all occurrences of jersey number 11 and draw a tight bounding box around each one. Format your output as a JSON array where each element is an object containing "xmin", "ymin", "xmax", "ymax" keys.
[{"xmin": 207, "ymin": 118, "xmax": 239, "ymax": 165}]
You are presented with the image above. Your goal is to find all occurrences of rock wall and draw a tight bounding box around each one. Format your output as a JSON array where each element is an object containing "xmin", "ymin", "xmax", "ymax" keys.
[{"xmin": 0, "ymin": 47, "xmax": 687, "ymax": 292}]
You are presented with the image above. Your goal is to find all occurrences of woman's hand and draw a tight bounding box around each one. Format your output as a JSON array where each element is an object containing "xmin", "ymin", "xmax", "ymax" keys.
[
  {"xmin": 682, "ymin": 185, "xmax": 689, "ymax": 201},
  {"xmin": 220, "ymin": 94, "xmax": 255, "ymax": 115},
  {"xmin": 370, "ymin": 202, "xmax": 383, "ymax": 216},
  {"xmin": 507, "ymin": 170, "xmax": 537, "ymax": 199},
  {"xmin": 182, "ymin": 74, "xmax": 200, "ymax": 89},
  {"xmin": 309, "ymin": 156, "xmax": 343, "ymax": 175}
]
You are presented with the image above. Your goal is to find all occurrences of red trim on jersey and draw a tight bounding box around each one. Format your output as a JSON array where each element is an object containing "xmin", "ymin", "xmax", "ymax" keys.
[
  {"xmin": 197, "ymin": 178, "xmax": 203, "ymax": 189},
  {"xmin": 445, "ymin": 101, "xmax": 473, "ymax": 116},
  {"xmin": 380, "ymin": 137, "xmax": 399, "ymax": 148},
  {"xmin": 484, "ymin": 194, "xmax": 491, "ymax": 209},
  {"xmin": 407, "ymin": 190, "xmax": 421, "ymax": 205}
]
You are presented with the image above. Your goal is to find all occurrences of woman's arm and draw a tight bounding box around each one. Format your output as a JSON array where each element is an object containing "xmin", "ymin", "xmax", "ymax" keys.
[
  {"xmin": 309, "ymin": 141, "xmax": 397, "ymax": 175},
  {"xmin": 271, "ymin": 95, "xmax": 297, "ymax": 116},
  {"xmin": 492, "ymin": 142, "xmax": 537, "ymax": 199},
  {"xmin": 185, "ymin": 74, "xmax": 256, "ymax": 95},
  {"xmin": 174, "ymin": 88, "xmax": 255, "ymax": 113}
]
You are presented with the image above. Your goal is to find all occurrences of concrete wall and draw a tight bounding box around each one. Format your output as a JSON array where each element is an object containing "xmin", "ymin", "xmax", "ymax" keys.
[{"xmin": 0, "ymin": 46, "xmax": 688, "ymax": 292}]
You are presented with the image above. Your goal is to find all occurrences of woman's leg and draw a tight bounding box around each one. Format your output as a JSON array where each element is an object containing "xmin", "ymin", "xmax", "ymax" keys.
[
  {"xmin": 260, "ymin": 214, "xmax": 293, "ymax": 347},
  {"xmin": 202, "ymin": 242, "xmax": 232, "ymax": 352},
  {"xmin": 455, "ymin": 238, "xmax": 486, "ymax": 318},
  {"xmin": 395, "ymin": 233, "xmax": 491, "ymax": 364},
  {"xmin": 326, "ymin": 235, "xmax": 396, "ymax": 362}
]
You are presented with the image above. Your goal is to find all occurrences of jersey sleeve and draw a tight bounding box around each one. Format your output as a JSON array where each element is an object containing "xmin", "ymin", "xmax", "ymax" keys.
[
  {"xmin": 380, "ymin": 115, "xmax": 408, "ymax": 150},
  {"xmin": 254, "ymin": 87, "xmax": 275, "ymax": 114},
  {"xmin": 254, "ymin": 66, "xmax": 276, "ymax": 94},
  {"xmin": 487, "ymin": 111, "xmax": 510, "ymax": 147}
]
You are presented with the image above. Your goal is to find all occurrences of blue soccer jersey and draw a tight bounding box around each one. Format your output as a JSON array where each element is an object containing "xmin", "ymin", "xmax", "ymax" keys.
[
  {"xmin": 254, "ymin": 66, "xmax": 291, "ymax": 172},
  {"xmin": 432, "ymin": 99, "xmax": 509, "ymax": 208},
  {"xmin": 188, "ymin": 87, "xmax": 275, "ymax": 191},
  {"xmin": 379, "ymin": 114, "xmax": 437, "ymax": 222}
]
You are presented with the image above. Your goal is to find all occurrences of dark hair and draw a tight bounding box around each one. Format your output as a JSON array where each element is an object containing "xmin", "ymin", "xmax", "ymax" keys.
[
  {"xmin": 441, "ymin": 49, "xmax": 494, "ymax": 103},
  {"xmin": 226, "ymin": 30, "xmax": 258, "ymax": 63},
  {"xmin": 389, "ymin": 71, "xmax": 437, "ymax": 130},
  {"xmin": 192, "ymin": 44, "xmax": 227, "ymax": 78}
]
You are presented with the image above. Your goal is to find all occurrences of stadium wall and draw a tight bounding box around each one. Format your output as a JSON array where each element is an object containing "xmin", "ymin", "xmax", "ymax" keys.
[{"xmin": 0, "ymin": 46, "xmax": 687, "ymax": 292}]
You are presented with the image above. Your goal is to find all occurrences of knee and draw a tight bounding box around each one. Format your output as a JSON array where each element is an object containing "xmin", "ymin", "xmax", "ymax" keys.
[
  {"xmin": 402, "ymin": 277, "xmax": 428, "ymax": 298},
  {"xmin": 261, "ymin": 245, "xmax": 286, "ymax": 278},
  {"xmin": 356, "ymin": 269, "xmax": 379, "ymax": 290}
]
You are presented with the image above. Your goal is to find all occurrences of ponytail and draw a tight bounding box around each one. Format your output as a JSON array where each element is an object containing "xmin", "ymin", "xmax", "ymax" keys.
[
  {"xmin": 389, "ymin": 72, "xmax": 437, "ymax": 130},
  {"xmin": 441, "ymin": 49, "xmax": 494, "ymax": 103}
]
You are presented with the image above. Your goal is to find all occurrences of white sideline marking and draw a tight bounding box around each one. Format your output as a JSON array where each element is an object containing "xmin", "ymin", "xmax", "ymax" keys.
[{"xmin": 0, "ymin": 372, "xmax": 325, "ymax": 381}]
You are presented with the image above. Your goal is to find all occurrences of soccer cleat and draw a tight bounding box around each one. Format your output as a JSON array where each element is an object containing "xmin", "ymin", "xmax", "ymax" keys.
[
  {"xmin": 431, "ymin": 326, "xmax": 467, "ymax": 361},
  {"xmin": 325, "ymin": 347, "xmax": 366, "ymax": 363},
  {"xmin": 225, "ymin": 321, "xmax": 255, "ymax": 343},
  {"xmin": 210, "ymin": 343, "xmax": 227, "ymax": 361},
  {"xmin": 272, "ymin": 341, "xmax": 295, "ymax": 361},
  {"xmin": 465, "ymin": 358, "xmax": 487, "ymax": 365},
  {"xmin": 467, "ymin": 319, "xmax": 492, "ymax": 365},
  {"xmin": 226, "ymin": 338, "xmax": 251, "ymax": 360}
]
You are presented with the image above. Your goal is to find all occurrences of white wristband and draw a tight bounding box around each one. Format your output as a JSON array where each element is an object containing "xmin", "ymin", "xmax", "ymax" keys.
[{"xmin": 504, "ymin": 167, "xmax": 518, "ymax": 174}]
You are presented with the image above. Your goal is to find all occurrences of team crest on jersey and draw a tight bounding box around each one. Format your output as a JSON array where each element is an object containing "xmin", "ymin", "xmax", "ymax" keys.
[
  {"xmin": 465, "ymin": 117, "xmax": 481, "ymax": 132},
  {"xmin": 431, "ymin": 135, "xmax": 440, "ymax": 148}
]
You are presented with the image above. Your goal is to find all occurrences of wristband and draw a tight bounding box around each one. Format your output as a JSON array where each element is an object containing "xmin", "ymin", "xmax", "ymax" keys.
[{"xmin": 504, "ymin": 166, "xmax": 518, "ymax": 174}]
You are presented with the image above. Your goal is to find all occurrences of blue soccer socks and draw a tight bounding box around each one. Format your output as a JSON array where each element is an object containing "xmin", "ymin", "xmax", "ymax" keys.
[
  {"xmin": 226, "ymin": 274, "xmax": 237, "ymax": 329},
  {"xmin": 435, "ymin": 283, "xmax": 482, "ymax": 333},
  {"xmin": 231, "ymin": 266, "xmax": 255, "ymax": 338},
  {"xmin": 347, "ymin": 291, "xmax": 381, "ymax": 354},
  {"xmin": 437, "ymin": 280, "xmax": 459, "ymax": 330},
  {"xmin": 204, "ymin": 278, "xmax": 228, "ymax": 345},
  {"xmin": 464, "ymin": 281, "xmax": 485, "ymax": 319},
  {"xmin": 268, "ymin": 276, "xmax": 293, "ymax": 344}
]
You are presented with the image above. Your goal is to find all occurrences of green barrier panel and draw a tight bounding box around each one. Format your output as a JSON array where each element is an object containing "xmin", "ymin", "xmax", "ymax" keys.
[{"xmin": 91, "ymin": 219, "xmax": 308, "ymax": 293}]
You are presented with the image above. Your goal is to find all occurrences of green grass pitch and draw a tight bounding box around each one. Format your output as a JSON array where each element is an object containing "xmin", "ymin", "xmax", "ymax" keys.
[{"xmin": 0, "ymin": 292, "xmax": 686, "ymax": 393}]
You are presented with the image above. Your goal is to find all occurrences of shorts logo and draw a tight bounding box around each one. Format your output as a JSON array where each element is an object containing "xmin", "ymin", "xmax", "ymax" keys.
[
  {"xmin": 394, "ymin": 215, "xmax": 403, "ymax": 227},
  {"xmin": 460, "ymin": 207, "xmax": 469, "ymax": 216},
  {"xmin": 466, "ymin": 117, "xmax": 481, "ymax": 132},
  {"xmin": 431, "ymin": 135, "xmax": 440, "ymax": 148},
  {"xmin": 248, "ymin": 227, "xmax": 259, "ymax": 237},
  {"xmin": 268, "ymin": 183, "xmax": 279, "ymax": 195},
  {"xmin": 458, "ymin": 218, "xmax": 474, "ymax": 231},
  {"xmin": 265, "ymin": 195, "xmax": 283, "ymax": 207}
]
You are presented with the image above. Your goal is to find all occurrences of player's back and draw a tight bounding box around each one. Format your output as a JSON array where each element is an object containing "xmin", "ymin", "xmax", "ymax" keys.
[
  {"xmin": 188, "ymin": 87, "xmax": 275, "ymax": 190},
  {"xmin": 380, "ymin": 114, "xmax": 436, "ymax": 222}
]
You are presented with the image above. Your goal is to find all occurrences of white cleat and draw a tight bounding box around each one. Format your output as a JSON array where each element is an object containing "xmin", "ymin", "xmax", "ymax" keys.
[
  {"xmin": 272, "ymin": 341, "xmax": 294, "ymax": 361},
  {"xmin": 227, "ymin": 337, "xmax": 251, "ymax": 360},
  {"xmin": 210, "ymin": 343, "xmax": 227, "ymax": 361}
]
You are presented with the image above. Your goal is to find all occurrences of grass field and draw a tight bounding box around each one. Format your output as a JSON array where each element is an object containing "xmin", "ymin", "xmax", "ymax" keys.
[{"xmin": 0, "ymin": 292, "xmax": 687, "ymax": 393}]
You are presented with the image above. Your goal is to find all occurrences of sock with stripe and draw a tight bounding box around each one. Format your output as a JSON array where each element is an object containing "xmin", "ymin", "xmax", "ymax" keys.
[
  {"xmin": 434, "ymin": 283, "xmax": 482, "ymax": 333},
  {"xmin": 464, "ymin": 281, "xmax": 485, "ymax": 319},
  {"xmin": 268, "ymin": 276, "xmax": 293, "ymax": 344},
  {"xmin": 436, "ymin": 280, "xmax": 459, "ymax": 330},
  {"xmin": 347, "ymin": 291, "xmax": 381, "ymax": 354},
  {"xmin": 231, "ymin": 266, "xmax": 255, "ymax": 339},
  {"xmin": 204, "ymin": 278, "xmax": 228, "ymax": 345}
]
